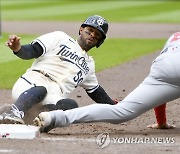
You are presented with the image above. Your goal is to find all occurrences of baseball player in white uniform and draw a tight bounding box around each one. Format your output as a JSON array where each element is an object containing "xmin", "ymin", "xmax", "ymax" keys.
[
  {"xmin": 34, "ymin": 32, "xmax": 180, "ymax": 132},
  {"xmin": 0, "ymin": 15, "xmax": 118, "ymax": 124}
]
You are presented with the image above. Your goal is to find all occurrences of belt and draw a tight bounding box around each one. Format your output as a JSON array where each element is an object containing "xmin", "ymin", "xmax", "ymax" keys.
[{"xmin": 32, "ymin": 70, "xmax": 54, "ymax": 81}]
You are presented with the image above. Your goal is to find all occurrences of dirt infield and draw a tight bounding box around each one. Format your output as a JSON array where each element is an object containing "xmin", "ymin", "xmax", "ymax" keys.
[{"xmin": 0, "ymin": 21, "xmax": 180, "ymax": 154}]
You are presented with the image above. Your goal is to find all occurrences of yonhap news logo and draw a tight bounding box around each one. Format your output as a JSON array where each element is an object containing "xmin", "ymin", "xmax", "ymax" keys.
[
  {"xmin": 96, "ymin": 132, "xmax": 175, "ymax": 148},
  {"xmin": 96, "ymin": 132, "xmax": 111, "ymax": 148}
]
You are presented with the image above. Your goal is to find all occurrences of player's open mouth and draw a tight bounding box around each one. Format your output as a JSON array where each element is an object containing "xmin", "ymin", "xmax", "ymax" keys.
[{"xmin": 87, "ymin": 38, "xmax": 94, "ymax": 44}]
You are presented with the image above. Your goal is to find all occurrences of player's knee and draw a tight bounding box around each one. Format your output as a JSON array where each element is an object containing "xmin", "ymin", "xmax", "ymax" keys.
[
  {"xmin": 34, "ymin": 86, "xmax": 47, "ymax": 101},
  {"xmin": 22, "ymin": 86, "xmax": 47, "ymax": 102},
  {"xmin": 43, "ymin": 99, "xmax": 78, "ymax": 111},
  {"xmin": 56, "ymin": 99, "xmax": 79, "ymax": 111}
]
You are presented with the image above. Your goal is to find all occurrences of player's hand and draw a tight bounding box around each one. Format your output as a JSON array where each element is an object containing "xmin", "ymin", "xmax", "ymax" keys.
[
  {"xmin": 5, "ymin": 34, "xmax": 21, "ymax": 52},
  {"xmin": 147, "ymin": 123, "xmax": 176, "ymax": 129}
]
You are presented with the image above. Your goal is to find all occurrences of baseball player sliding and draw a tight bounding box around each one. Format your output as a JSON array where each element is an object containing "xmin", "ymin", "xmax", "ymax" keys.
[
  {"xmin": 34, "ymin": 32, "xmax": 180, "ymax": 133},
  {"xmin": 0, "ymin": 15, "xmax": 119, "ymax": 124},
  {"xmin": 0, "ymin": 15, "xmax": 169, "ymax": 128}
]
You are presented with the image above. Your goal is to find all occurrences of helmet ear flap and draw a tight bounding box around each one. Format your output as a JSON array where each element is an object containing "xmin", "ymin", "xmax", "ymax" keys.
[{"xmin": 96, "ymin": 39, "xmax": 104, "ymax": 48}]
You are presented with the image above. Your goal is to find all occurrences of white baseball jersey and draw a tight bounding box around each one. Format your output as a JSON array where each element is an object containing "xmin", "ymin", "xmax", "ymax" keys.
[{"xmin": 12, "ymin": 31, "xmax": 99, "ymax": 104}]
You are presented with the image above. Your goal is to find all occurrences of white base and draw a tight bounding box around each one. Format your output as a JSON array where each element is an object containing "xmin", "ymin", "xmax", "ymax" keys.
[{"xmin": 0, "ymin": 124, "xmax": 40, "ymax": 139}]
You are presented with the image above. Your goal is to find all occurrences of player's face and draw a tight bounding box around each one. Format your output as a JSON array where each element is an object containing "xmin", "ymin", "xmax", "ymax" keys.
[{"xmin": 78, "ymin": 26, "xmax": 102, "ymax": 51}]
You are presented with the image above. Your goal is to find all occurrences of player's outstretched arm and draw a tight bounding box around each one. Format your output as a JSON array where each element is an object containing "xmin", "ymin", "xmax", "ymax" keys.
[
  {"xmin": 147, "ymin": 103, "xmax": 175, "ymax": 129},
  {"xmin": 6, "ymin": 34, "xmax": 43, "ymax": 60}
]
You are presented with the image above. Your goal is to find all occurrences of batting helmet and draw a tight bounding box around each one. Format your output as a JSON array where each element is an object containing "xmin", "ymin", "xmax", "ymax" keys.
[{"xmin": 80, "ymin": 15, "xmax": 108, "ymax": 48}]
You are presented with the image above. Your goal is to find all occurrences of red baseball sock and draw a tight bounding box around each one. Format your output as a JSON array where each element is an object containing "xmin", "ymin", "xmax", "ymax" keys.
[{"xmin": 154, "ymin": 104, "xmax": 166, "ymax": 125}]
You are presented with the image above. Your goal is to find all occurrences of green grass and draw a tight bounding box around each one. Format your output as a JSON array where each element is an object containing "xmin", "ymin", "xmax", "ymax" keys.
[
  {"xmin": 90, "ymin": 38, "xmax": 166, "ymax": 71},
  {"xmin": 0, "ymin": 60, "xmax": 33, "ymax": 89},
  {"xmin": 1, "ymin": 0, "xmax": 180, "ymax": 23},
  {"xmin": 0, "ymin": 35, "xmax": 166, "ymax": 89}
]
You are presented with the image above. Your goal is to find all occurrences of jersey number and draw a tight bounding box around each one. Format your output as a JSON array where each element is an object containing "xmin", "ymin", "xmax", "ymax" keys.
[{"xmin": 73, "ymin": 70, "xmax": 83, "ymax": 88}]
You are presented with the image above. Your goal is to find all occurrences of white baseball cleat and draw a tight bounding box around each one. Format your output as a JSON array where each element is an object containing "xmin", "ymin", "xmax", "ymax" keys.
[{"xmin": 33, "ymin": 112, "xmax": 56, "ymax": 133}]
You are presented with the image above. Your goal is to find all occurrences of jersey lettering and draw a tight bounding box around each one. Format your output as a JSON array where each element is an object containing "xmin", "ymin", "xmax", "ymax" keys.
[{"xmin": 57, "ymin": 45, "xmax": 89, "ymax": 74}]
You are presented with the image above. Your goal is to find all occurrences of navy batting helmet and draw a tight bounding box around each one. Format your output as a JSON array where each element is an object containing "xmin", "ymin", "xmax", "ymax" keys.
[{"xmin": 80, "ymin": 15, "xmax": 108, "ymax": 48}]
